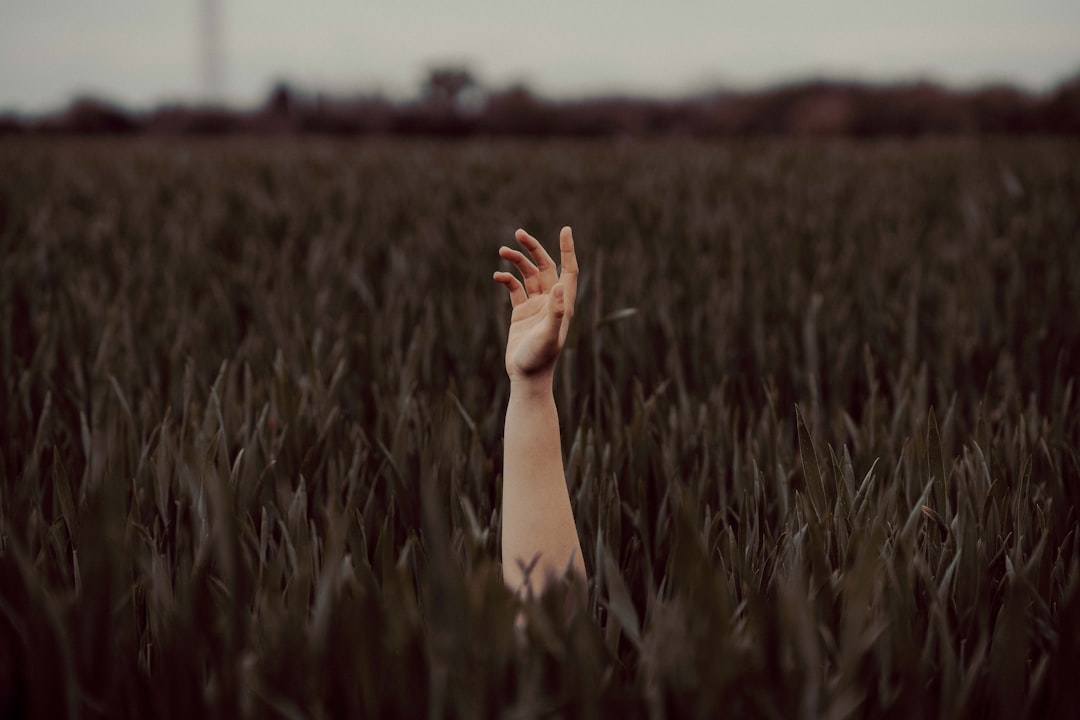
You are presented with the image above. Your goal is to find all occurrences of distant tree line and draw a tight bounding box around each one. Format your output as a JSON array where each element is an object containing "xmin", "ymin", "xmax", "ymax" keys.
[{"xmin": 3, "ymin": 68, "xmax": 1079, "ymax": 137}]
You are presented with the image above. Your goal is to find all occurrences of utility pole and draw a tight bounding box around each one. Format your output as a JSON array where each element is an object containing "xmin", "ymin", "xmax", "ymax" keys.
[{"xmin": 199, "ymin": 0, "xmax": 224, "ymax": 104}]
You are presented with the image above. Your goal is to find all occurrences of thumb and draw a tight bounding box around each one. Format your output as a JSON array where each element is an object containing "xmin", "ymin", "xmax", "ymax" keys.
[
  {"xmin": 547, "ymin": 284, "xmax": 566, "ymax": 331},
  {"xmin": 551, "ymin": 284, "xmax": 566, "ymax": 316}
]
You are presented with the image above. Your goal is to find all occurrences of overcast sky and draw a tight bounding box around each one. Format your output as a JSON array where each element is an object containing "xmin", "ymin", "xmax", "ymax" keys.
[{"xmin": 2, "ymin": 0, "xmax": 1079, "ymax": 113}]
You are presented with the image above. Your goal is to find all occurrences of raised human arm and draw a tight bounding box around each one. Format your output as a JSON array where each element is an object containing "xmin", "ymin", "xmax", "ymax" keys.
[{"xmin": 493, "ymin": 227, "xmax": 587, "ymax": 596}]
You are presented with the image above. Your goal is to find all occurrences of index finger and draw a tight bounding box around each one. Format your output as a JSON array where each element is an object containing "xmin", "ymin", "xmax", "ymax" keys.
[{"xmin": 559, "ymin": 226, "xmax": 578, "ymax": 314}]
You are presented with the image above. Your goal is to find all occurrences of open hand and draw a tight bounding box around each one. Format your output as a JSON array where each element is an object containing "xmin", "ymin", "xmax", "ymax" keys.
[{"xmin": 493, "ymin": 227, "xmax": 579, "ymax": 382}]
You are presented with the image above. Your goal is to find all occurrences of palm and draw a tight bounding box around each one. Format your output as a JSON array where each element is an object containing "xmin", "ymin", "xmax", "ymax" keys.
[{"xmin": 505, "ymin": 294, "xmax": 565, "ymax": 377}]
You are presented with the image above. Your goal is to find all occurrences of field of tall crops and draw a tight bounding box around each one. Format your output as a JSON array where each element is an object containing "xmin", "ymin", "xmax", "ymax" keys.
[{"xmin": 1, "ymin": 137, "xmax": 1078, "ymax": 718}]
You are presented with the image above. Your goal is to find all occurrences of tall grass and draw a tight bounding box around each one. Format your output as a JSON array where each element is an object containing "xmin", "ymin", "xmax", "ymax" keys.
[{"xmin": 1, "ymin": 137, "xmax": 1078, "ymax": 717}]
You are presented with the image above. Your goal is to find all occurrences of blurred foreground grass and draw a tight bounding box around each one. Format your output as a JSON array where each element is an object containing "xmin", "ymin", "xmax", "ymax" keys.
[{"xmin": 1, "ymin": 137, "xmax": 1079, "ymax": 717}]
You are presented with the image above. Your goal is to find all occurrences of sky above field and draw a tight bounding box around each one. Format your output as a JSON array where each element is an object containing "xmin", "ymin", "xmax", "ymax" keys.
[{"xmin": 2, "ymin": 0, "xmax": 1079, "ymax": 113}]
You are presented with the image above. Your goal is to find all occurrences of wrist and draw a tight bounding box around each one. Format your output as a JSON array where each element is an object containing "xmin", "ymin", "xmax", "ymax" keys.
[{"xmin": 508, "ymin": 370, "xmax": 555, "ymax": 399}]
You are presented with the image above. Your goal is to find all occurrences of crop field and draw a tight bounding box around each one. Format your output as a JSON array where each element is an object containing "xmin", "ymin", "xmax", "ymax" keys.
[{"xmin": 1, "ymin": 137, "xmax": 1079, "ymax": 718}]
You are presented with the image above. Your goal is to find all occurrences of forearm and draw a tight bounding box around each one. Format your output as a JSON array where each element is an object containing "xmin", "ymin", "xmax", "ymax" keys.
[{"xmin": 501, "ymin": 373, "xmax": 586, "ymax": 593}]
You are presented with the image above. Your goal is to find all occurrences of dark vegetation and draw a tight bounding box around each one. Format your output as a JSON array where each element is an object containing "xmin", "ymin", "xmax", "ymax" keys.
[
  {"xmin": 1, "ymin": 137, "xmax": 1078, "ymax": 717},
  {"xmin": 3, "ymin": 69, "xmax": 1080, "ymax": 137}
]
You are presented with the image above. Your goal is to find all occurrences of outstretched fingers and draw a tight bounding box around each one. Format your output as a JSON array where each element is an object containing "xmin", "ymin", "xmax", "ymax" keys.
[
  {"xmin": 499, "ymin": 245, "xmax": 543, "ymax": 296},
  {"xmin": 496, "ymin": 227, "xmax": 579, "ymax": 334},
  {"xmin": 515, "ymin": 228, "xmax": 559, "ymax": 292},
  {"xmin": 493, "ymin": 271, "xmax": 528, "ymax": 307}
]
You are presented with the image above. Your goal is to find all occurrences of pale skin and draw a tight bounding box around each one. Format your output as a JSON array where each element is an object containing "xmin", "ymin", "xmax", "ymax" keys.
[{"xmin": 493, "ymin": 226, "xmax": 587, "ymax": 597}]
